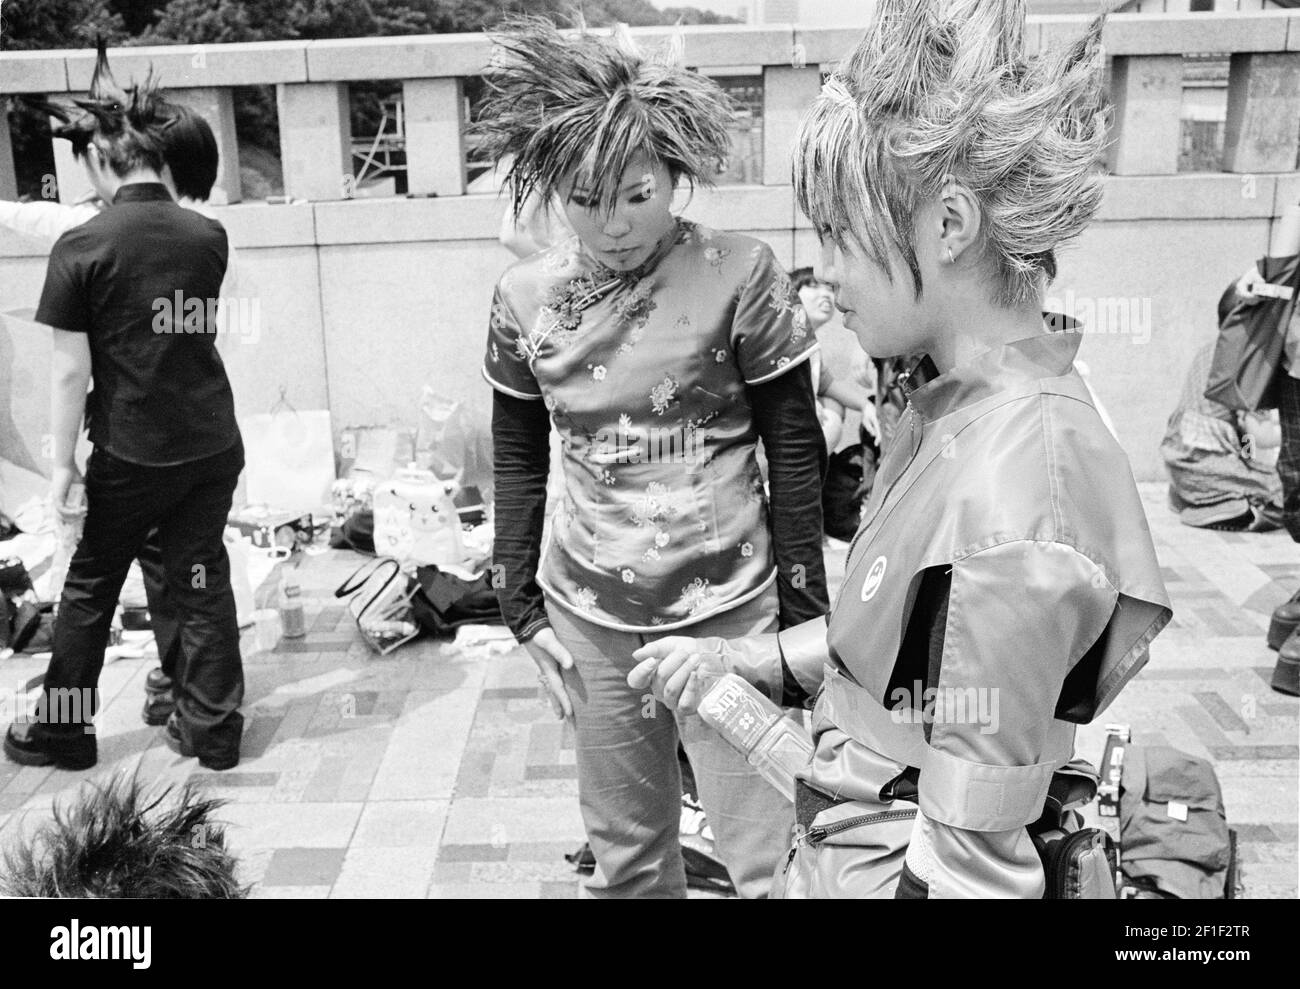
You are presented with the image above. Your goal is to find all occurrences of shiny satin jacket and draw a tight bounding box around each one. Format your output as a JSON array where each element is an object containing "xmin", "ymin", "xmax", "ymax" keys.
[
  {"xmin": 483, "ymin": 220, "xmax": 818, "ymax": 631},
  {"xmin": 796, "ymin": 330, "xmax": 1172, "ymax": 846}
]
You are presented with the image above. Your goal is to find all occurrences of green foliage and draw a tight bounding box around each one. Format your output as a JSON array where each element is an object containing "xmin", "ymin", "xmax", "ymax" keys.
[{"xmin": 0, "ymin": 0, "xmax": 127, "ymax": 51}]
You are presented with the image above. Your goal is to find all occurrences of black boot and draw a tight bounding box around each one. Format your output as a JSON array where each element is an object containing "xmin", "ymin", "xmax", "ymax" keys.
[
  {"xmin": 1272, "ymin": 628, "xmax": 1300, "ymax": 697},
  {"xmin": 142, "ymin": 667, "xmax": 175, "ymax": 727},
  {"xmin": 1268, "ymin": 589, "xmax": 1300, "ymax": 652}
]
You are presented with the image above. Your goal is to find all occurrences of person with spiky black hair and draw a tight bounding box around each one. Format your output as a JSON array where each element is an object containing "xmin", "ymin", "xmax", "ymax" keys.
[
  {"xmin": 0, "ymin": 772, "xmax": 247, "ymax": 898},
  {"xmin": 476, "ymin": 16, "xmax": 828, "ymax": 898},
  {"xmin": 632, "ymin": 0, "xmax": 1173, "ymax": 898},
  {"xmin": 2, "ymin": 54, "xmax": 245, "ymax": 774}
]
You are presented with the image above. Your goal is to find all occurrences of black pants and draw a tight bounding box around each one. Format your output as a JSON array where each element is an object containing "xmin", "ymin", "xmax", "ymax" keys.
[
  {"xmin": 38, "ymin": 440, "xmax": 245, "ymax": 760},
  {"xmin": 138, "ymin": 529, "xmax": 181, "ymax": 679},
  {"xmin": 1280, "ymin": 373, "xmax": 1300, "ymax": 543}
]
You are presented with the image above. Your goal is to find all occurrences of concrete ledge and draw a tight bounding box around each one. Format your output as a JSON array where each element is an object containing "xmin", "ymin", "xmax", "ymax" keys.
[
  {"xmin": 0, "ymin": 50, "xmax": 68, "ymax": 93},
  {"xmin": 306, "ymin": 35, "xmax": 491, "ymax": 81},
  {"xmin": 1289, "ymin": 15, "xmax": 1300, "ymax": 53},
  {"xmin": 312, "ymin": 195, "xmax": 504, "ymax": 245},
  {"xmin": 1098, "ymin": 174, "xmax": 1277, "ymax": 221},
  {"xmin": 1274, "ymin": 174, "xmax": 1300, "ymax": 213},
  {"xmin": 65, "ymin": 41, "xmax": 309, "ymax": 90},
  {"xmin": 1040, "ymin": 12, "xmax": 1292, "ymax": 57},
  {"xmin": 793, "ymin": 26, "xmax": 860, "ymax": 65},
  {"xmin": 209, "ymin": 203, "xmax": 318, "ymax": 250},
  {"xmin": 626, "ymin": 24, "xmax": 795, "ymax": 68}
]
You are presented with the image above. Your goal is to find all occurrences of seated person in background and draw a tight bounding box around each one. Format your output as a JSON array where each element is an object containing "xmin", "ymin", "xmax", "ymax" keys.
[
  {"xmin": 791, "ymin": 267, "xmax": 875, "ymax": 451},
  {"xmin": 1161, "ymin": 335, "xmax": 1284, "ymax": 533},
  {"xmin": 0, "ymin": 772, "xmax": 246, "ymax": 898}
]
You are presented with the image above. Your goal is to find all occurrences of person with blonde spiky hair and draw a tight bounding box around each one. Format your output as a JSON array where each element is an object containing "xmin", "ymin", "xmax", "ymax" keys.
[
  {"xmin": 476, "ymin": 15, "xmax": 829, "ymax": 898},
  {"xmin": 632, "ymin": 0, "xmax": 1173, "ymax": 898}
]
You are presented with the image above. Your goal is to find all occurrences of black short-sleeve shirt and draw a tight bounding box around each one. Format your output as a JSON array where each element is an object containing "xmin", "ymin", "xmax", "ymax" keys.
[{"xmin": 35, "ymin": 182, "xmax": 240, "ymax": 466}]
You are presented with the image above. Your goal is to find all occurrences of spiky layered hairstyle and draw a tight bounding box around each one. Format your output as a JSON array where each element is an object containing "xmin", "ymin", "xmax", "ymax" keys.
[
  {"xmin": 793, "ymin": 0, "xmax": 1110, "ymax": 308},
  {"xmin": 471, "ymin": 15, "xmax": 736, "ymax": 220},
  {"xmin": 46, "ymin": 40, "xmax": 174, "ymax": 178},
  {"xmin": 0, "ymin": 773, "xmax": 247, "ymax": 899}
]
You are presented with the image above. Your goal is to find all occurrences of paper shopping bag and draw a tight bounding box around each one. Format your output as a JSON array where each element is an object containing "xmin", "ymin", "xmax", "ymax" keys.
[{"xmin": 241, "ymin": 406, "xmax": 336, "ymax": 512}]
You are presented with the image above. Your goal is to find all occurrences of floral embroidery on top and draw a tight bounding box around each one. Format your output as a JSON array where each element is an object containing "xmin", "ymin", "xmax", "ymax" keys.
[
  {"xmin": 704, "ymin": 246, "xmax": 731, "ymax": 269},
  {"xmin": 621, "ymin": 568, "xmax": 635, "ymax": 584},
  {"xmin": 541, "ymin": 243, "xmax": 579, "ymax": 274},
  {"xmin": 791, "ymin": 306, "xmax": 809, "ymax": 344},
  {"xmin": 712, "ymin": 348, "xmax": 728, "ymax": 364},
  {"xmin": 650, "ymin": 375, "xmax": 679, "ymax": 416},
  {"xmin": 740, "ymin": 542, "xmax": 754, "ymax": 558},
  {"xmin": 589, "ymin": 364, "xmax": 607, "ymax": 381},
  {"xmin": 630, "ymin": 482, "xmax": 678, "ymax": 528},
  {"xmin": 767, "ymin": 269, "xmax": 798, "ymax": 316},
  {"xmin": 574, "ymin": 587, "xmax": 598, "ymax": 612},
  {"xmin": 490, "ymin": 342, "xmax": 500, "ymax": 363},
  {"xmin": 679, "ymin": 577, "xmax": 712, "ymax": 615}
]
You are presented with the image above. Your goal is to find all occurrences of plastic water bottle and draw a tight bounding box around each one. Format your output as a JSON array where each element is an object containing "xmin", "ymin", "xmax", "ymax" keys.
[
  {"xmin": 279, "ymin": 572, "xmax": 306, "ymax": 638},
  {"xmin": 697, "ymin": 672, "xmax": 814, "ymax": 803}
]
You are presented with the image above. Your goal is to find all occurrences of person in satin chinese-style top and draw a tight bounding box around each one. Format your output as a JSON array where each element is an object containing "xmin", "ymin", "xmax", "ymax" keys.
[{"xmin": 474, "ymin": 16, "xmax": 829, "ymax": 898}]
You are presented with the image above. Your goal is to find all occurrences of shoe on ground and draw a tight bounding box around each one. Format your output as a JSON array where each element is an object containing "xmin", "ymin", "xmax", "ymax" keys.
[
  {"xmin": 1268, "ymin": 589, "xmax": 1300, "ymax": 651},
  {"xmin": 1272, "ymin": 627, "xmax": 1300, "ymax": 697},
  {"xmin": 162, "ymin": 713, "xmax": 239, "ymax": 771},
  {"xmin": 142, "ymin": 667, "xmax": 175, "ymax": 727},
  {"xmin": 3, "ymin": 722, "xmax": 96, "ymax": 770}
]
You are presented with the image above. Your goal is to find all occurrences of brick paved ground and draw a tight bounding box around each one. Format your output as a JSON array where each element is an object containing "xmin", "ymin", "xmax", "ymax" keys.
[{"xmin": 0, "ymin": 483, "xmax": 1295, "ymax": 898}]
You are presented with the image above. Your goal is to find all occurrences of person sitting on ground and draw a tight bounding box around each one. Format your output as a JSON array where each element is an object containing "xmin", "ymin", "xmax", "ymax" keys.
[
  {"xmin": 1161, "ymin": 335, "xmax": 1284, "ymax": 531},
  {"xmin": 0, "ymin": 772, "xmax": 246, "ymax": 898}
]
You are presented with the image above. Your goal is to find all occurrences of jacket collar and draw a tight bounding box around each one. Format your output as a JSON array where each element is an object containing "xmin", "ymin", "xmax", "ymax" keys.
[
  {"xmin": 903, "ymin": 315, "xmax": 1083, "ymax": 423},
  {"xmin": 112, "ymin": 182, "xmax": 173, "ymax": 205}
]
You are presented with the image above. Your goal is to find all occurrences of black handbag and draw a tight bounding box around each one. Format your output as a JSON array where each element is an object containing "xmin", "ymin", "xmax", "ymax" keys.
[
  {"xmin": 409, "ymin": 565, "xmax": 503, "ymax": 637},
  {"xmin": 1204, "ymin": 253, "xmax": 1300, "ymax": 411}
]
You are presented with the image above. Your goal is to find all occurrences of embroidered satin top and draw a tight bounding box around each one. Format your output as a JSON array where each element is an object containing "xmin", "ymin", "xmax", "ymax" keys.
[{"xmin": 483, "ymin": 219, "xmax": 818, "ymax": 631}]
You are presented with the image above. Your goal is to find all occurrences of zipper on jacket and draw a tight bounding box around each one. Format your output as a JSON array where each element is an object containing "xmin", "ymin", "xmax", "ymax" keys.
[
  {"xmin": 783, "ymin": 807, "xmax": 919, "ymax": 875},
  {"xmin": 804, "ymin": 808, "xmax": 918, "ymax": 845}
]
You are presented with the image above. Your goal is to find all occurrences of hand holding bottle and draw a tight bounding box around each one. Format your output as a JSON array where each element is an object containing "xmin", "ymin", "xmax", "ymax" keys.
[{"xmin": 628, "ymin": 636, "xmax": 729, "ymax": 714}]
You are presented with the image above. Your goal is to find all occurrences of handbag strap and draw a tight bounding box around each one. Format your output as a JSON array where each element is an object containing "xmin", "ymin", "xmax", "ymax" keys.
[{"xmin": 335, "ymin": 556, "xmax": 399, "ymax": 598}]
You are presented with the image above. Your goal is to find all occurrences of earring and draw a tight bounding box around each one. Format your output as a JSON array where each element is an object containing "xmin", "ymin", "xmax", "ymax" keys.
[{"xmin": 947, "ymin": 246, "xmax": 956, "ymax": 264}]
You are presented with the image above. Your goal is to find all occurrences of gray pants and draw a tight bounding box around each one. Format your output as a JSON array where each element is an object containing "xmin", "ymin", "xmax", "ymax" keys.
[{"xmin": 546, "ymin": 585, "xmax": 793, "ymax": 899}]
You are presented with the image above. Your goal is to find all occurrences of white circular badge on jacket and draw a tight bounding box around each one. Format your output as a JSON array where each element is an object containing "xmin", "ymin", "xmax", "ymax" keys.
[{"xmin": 861, "ymin": 556, "xmax": 887, "ymax": 601}]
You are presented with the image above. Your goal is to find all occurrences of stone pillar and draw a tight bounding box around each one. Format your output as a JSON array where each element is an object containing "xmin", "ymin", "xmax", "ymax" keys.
[
  {"xmin": 403, "ymin": 78, "xmax": 466, "ymax": 197},
  {"xmin": 166, "ymin": 87, "xmax": 243, "ymax": 203},
  {"xmin": 0, "ymin": 109, "xmax": 18, "ymax": 200},
  {"xmin": 762, "ymin": 64, "xmax": 823, "ymax": 186},
  {"xmin": 1106, "ymin": 55, "xmax": 1184, "ymax": 176},
  {"xmin": 276, "ymin": 82, "xmax": 353, "ymax": 201},
  {"xmin": 1223, "ymin": 53, "xmax": 1300, "ymax": 175}
]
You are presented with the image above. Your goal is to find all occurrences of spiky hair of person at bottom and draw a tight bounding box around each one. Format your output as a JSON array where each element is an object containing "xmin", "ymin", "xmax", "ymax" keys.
[
  {"xmin": 793, "ymin": 0, "xmax": 1111, "ymax": 308},
  {"xmin": 469, "ymin": 15, "xmax": 737, "ymax": 221},
  {"xmin": 0, "ymin": 771, "xmax": 247, "ymax": 899}
]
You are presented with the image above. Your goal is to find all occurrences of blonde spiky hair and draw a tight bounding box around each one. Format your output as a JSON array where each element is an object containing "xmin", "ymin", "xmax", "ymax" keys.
[
  {"xmin": 470, "ymin": 15, "xmax": 736, "ymax": 220},
  {"xmin": 793, "ymin": 0, "xmax": 1110, "ymax": 308}
]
